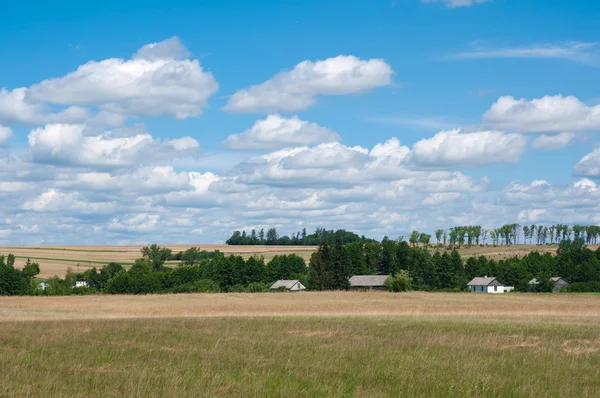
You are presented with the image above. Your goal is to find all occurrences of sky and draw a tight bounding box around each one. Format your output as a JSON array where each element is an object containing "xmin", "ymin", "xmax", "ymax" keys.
[{"xmin": 1, "ymin": 0, "xmax": 599, "ymax": 244}]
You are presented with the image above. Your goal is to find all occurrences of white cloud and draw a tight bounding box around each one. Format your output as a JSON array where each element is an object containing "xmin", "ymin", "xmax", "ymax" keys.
[
  {"xmin": 0, "ymin": 126, "xmax": 13, "ymax": 146},
  {"xmin": 484, "ymin": 95, "xmax": 600, "ymax": 132},
  {"xmin": 0, "ymin": 88, "xmax": 89, "ymax": 126},
  {"xmin": 411, "ymin": 129, "xmax": 526, "ymax": 167},
  {"xmin": 28, "ymin": 124, "xmax": 200, "ymax": 168},
  {"xmin": 26, "ymin": 37, "xmax": 218, "ymax": 119},
  {"xmin": 531, "ymin": 132, "xmax": 576, "ymax": 149},
  {"xmin": 222, "ymin": 115, "xmax": 341, "ymax": 150},
  {"xmin": 224, "ymin": 55, "xmax": 393, "ymax": 113},
  {"xmin": 574, "ymin": 147, "xmax": 600, "ymax": 178},
  {"xmin": 108, "ymin": 213, "xmax": 160, "ymax": 232},
  {"xmin": 23, "ymin": 189, "xmax": 116, "ymax": 214},
  {"xmin": 422, "ymin": 0, "xmax": 490, "ymax": 8},
  {"xmin": 450, "ymin": 42, "xmax": 600, "ymax": 67}
]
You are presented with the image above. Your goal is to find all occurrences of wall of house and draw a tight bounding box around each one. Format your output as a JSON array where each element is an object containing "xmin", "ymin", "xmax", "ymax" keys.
[{"xmin": 486, "ymin": 285, "xmax": 505, "ymax": 294}]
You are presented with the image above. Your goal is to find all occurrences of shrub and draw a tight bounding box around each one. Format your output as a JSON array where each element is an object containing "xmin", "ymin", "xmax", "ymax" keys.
[
  {"xmin": 386, "ymin": 271, "xmax": 413, "ymax": 292},
  {"xmin": 246, "ymin": 282, "xmax": 269, "ymax": 293}
]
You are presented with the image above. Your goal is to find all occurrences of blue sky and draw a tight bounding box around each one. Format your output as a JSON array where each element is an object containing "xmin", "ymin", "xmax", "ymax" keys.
[{"xmin": 1, "ymin": 0, "xmax": 599, "ymax": 244}]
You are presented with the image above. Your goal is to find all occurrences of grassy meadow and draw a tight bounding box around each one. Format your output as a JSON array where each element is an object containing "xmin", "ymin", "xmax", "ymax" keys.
[{"xmin": 0, "ymin": 292, "xmax": 599, "ymax": 397}]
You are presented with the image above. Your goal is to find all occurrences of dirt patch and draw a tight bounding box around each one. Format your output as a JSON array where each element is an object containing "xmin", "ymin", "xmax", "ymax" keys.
[
  {"xmin": 286, "ymin": 330, "xmax": 337, "ymax": 338},
  {"xmin": 562, "ymin": 339, "xmax": 600, "ymax": 354}
]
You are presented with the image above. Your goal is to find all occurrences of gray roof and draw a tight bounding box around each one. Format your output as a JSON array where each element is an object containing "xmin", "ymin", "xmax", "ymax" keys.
[
  {"xmin": 349, "ymin": 275, "xmax": 389, "ymax": 287},
  {"xmin": 270, "ymin": 280, "xmax": 300, "ymax": 289},
  {"xmin": 467, "ymin": 277, "xmax": 501, "ymax": 286},
  {"xmin": 529, "ymin": 277, "xmax": 567, "ymax": 284}
]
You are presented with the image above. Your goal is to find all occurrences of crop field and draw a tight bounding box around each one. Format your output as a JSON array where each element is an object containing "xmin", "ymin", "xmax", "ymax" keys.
[
  {"xmin": 0, "ymin": 292, "xmax": 599, "ymax": 397},
  {"xmin": 3, "ymin": 243, "xmax": 597, "ymax": 278}
]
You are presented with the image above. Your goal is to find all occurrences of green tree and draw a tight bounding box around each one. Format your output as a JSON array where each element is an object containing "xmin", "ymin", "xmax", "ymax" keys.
[
  {"xmin": 385, "ymin": 270, "xmax": 412, "ymax": 292},
  {"xmin": 141, "ymin": 244, "xmax": 172, "ymax": 272},
  {"xmin": 22, "ymin": 259, "xmax": 40, "ymax": 278}
]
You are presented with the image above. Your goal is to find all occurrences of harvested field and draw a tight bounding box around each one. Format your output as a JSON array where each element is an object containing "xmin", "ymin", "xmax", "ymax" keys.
[
  {"xmin": 0, "ymin": 292, "xmax": 598, "ymax": 397},
  {"xmin": 0, "ymin": 245, "xmax": 318, "ymax": 278}
]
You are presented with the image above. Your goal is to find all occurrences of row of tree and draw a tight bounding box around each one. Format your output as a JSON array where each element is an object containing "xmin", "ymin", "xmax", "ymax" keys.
[
  {"xmin": 226, "ymin": 227, "xmax": 374, "ymax": 246},
  {"xmin": 2, "ymin": 238, "xmax": 600, "ymax": 296}
]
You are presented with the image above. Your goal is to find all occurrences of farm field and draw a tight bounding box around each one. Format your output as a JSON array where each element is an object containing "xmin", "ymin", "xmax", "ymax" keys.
[
  {"xmin": 0, "ymin": 293, "xmax": 598, "ymax": 397},
  {"xmin": 3, "ymin": 243, "xmax": 597, "ymax": 278}
]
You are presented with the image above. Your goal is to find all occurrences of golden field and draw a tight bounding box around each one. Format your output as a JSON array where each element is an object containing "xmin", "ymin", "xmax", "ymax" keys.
[{"xmin": 0, "ymin": 292, "xmax": 599, "ymax": 397}]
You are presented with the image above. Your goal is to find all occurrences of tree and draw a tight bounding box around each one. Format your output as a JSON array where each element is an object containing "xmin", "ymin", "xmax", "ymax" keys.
[
  {"xmin": 409, "ymin": 230, "xmax": 420, "ymax": 247},
  {"xmin": 22, "ymin": 259, "xmax": 40, "ymax": 278},
  {"xmin": 181, "ymin": 247, "xmax": 200, "ymax": 266},
  {"xmin": 419, "ymin": 233, "xmax": 431, "ymax": 249},
  {"xmin": 7, "ymin": 254, "xmax": 15, "ymax": 267},
  {"xmin": 141, "ymin": 244, "xmax": 172, "ymax": 272},
  {"xmin": 259, "ymin": 228, "xmax": 265, "ymax": 244},
  {"xmin": 435, "ymin": 229, "xmax": 444, "ymax": 245},
  {"xmin": 386, "ymin": 271, "xmax": 412, "ymax": 292},
  {"xmin": 266, "ymin": 228, "xmax": 278, "ymax": 245}
]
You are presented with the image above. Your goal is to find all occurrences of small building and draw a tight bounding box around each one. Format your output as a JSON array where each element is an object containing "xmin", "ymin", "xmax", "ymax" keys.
[
  {"xmin": 270, "ymin": 280, "xmax": 306, "ymax": 292},
  {"xmin": 38, "ymin": 282, "xmax": 49, "ymax": 290},
  {"xmin": 348, "ymin": 275, "xmax": 390, "ymax": 291},
  {"xmin": 74, "ymin": 281, "xmax": 89, "ymax": 288},
  {"xmin": 467, "ymin": 276, "xmax": 505, "ymax": 294},
  {"xmin": 528, "ymin": 277, "xmax": 570, "ymax": 292}
]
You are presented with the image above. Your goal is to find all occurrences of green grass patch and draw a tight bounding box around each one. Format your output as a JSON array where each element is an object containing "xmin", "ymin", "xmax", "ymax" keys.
[{"xmin": 0, "ymin": 316, "xmax": 598, "ymax": 397}]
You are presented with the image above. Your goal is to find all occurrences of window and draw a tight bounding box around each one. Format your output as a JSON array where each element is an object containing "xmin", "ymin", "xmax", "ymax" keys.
[
  {"xmin": 297, "ymin": 283, "xmax": 301, "ymax": 289},
  {"xmin": 494, "ymin": 286, "xmax": 497, "ymax": 292}
]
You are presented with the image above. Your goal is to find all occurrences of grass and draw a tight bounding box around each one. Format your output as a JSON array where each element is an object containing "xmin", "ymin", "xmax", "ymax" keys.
[
  {"xmin": 1, "ymin": 316, "xmax": 599, "ymax": 397},
  {"xmin": 14, "ymin": 256, "xmax": 136, "ymax": 266},
  {"xmin": 0, "ymin": 292, "xmax": 599, "ymax": 396}
]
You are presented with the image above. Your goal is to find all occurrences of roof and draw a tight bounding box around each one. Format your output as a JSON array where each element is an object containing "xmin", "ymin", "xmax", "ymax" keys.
[
  {"xmin": 349, "ymin": 275, "xmax": 390, "ymax": 287},
  {"xmin": 270, "ymin": 280, "xmax": 301, "ymax": 289},
  {"xmin": 467, "ymin": 277, "xmax": 501, "ymax": 286},
  {"xmin": 529, "ymin": 277, "xmax": 568, "ymax": 284}
]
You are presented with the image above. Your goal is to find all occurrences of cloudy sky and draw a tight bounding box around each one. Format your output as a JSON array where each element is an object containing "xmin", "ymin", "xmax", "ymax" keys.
[{"xmin": 1, "ymin": 0, "xmax": 599, "ymax": 244}]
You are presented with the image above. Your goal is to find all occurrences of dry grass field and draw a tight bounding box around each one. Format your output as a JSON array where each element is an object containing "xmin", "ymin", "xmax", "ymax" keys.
[
  {"xmin": 0, "ymin": 292, "xmax": 599, "ymax": 397},
  {"xmin": 3, "ymin": 243, "xmax": 596, "ymax": 278}
]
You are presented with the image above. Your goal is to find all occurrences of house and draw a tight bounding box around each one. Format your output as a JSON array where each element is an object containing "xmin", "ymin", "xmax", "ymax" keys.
[
  {"xmin": 528, "ymin": 277, "xmax": 570, "ymax": 292},
  {"xmin": 270, "ymin": 280, "xmax": 306, "ymax": 292},
  {"xmin": 38, "ymin": 282, "xmax": 49, "ymax": 290},
  {"xmin": 467, "ymin": 276, "xmax": 506, "ymax": 293},
  {"xmin": 75, "ymin": 281, "xmax": 89, "ymax": 288},
  {"xmin": 348, "ymin": 275, "xmax": 390, "ymax": 291}
]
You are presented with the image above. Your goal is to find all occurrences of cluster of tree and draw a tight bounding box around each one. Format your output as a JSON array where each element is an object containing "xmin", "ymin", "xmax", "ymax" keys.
[
  {"xmin": 307, "ymin": 238, "xmax": 600, "ymax": 292},
  {"xmin": 0, "ymin": 255, "xmax": 41, "ymax": 295},
  {"xmin": 0, "ymin": 244, "xmax": 309, "ymax": 296},
  {"xmin": 226, "ymin": 227, "xmax": 374, "ymax": 246}
]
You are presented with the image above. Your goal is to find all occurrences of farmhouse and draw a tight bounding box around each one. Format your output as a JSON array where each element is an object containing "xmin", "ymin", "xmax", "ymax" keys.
[
  {"xmin": 270, "ymin": 280, "xmax": 306, "ymax": 292},
  {"xmin": 467, "ymin": 276, "xmax": 506, "ymax": 294},
  {"xmin": 75, "ymin": 281, "xmax": 89, "ymax": 288},
  {"xmin": 348, "ymin": 275, "xmax": 390, "ymax": 291},
  {"xmin": 529, "ymin": 277, "xmax": 570, "ymax": 292}
]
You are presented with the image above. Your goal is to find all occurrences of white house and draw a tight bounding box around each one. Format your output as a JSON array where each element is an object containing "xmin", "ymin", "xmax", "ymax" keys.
[
  {"xmin": 75, "ymin": 281, "xmax": 89, "ymax": 288},
  {"xmin": 38, "ymin": 282, "xmax": 49, "ymax": 290},
  {"xmin": 270, "ymin": 280, "xmax": 306, "ymax": 292},
  {"xmin": 467, "ymin": 276, "xmax": 506, "ymax": 294}
]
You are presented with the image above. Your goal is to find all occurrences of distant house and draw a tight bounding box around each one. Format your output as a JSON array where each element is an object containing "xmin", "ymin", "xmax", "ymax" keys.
[
  {"xmin": 467, "ymin": 276, "xmax": 506, "ymax": 293},
  {"xmin": 348, "ymin": 275, "xmax": 390, "ymax": 291},
  {"xmin": 75, "ymin": 281, "xmax": 89, "ymax": 288},
  {"xmin": 270, "ymin": 280, "xmax": 306, "ymax": 292},
  {"xmin": 528, "ymin": 277, "xmax": 570, "ymax": 292},
  {"xmin": 38, "ymin": 282, "xmax": 49, "ymax": 290}
]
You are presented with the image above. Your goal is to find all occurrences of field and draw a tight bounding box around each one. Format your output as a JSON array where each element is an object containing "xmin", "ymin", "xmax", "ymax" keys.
[
  {"xmin": 1, "ymin": 292, "xmax": 599, "ymax": 396},
  {"xmin": 3, "ymin": 243, "xmax": 597, "ymax": 278}
]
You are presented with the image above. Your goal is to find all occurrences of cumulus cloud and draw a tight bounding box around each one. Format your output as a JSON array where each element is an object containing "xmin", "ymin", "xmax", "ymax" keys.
[
  {"xmin": 0, "ymin": 126, "xmax": 13, "ymax": 146},
  {"xmin": 411, "ymin": 129, "xmax": 526, "ymax": 168},
  {"xmin": 28, "ymin": 124, "xmax": 200, "ymax": 168},
  {"xmin": 22, "ymin": 189, "xmax": 116, "ymax": 214},
  {"xmin": 574, "ymin": 147, "xmax": 600, "ymax": 178},
  {"xmin": 483, "ymin": 95, "xmax": 600, "ymax": 132},
  {"xmin": 26, "ymin": 37, "xmax": 218, "ymax": 119},
  {"xmin": 222, "ymin": 115, "xmax": 341, "ymax": 150},
  {"xmin": 0, "ymin": 88, "xmax": 89, "ymax": 125},
  {"xmin": 422, "ymin": 0, "xmax": 490, "ymax": 8},
  {"xmin": 531, "ymin": 132, "xmax": 576, "ymax": 150},
  {"xmin": 108, "ymin": 213, "xmax": 160, "ymax": 233},
  {"xmin": 224, "ymin": 55, "xmax": 393, "ymax": 113}
]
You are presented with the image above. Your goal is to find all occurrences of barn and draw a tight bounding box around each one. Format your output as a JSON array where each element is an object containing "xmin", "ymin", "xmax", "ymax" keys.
[
  {"xmin": 467, "ymin": 276, "xmax": 506, "ymax": 294},
  {"xmin": 528, "ymin": 277, "xmax": 570, "ymax": 292},
  {"xmin": 348, "ymin": 275, "xmax": 390, "ymax": 291}
]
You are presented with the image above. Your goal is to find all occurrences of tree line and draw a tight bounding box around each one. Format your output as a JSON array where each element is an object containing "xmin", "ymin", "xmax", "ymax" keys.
[
  {"xmin": 226, "ymin": 227, "xmax": 375, "ymax": 246},
  {"xmin": 2, "ymin": 238, "xmax": 599, "ymax": 295}
]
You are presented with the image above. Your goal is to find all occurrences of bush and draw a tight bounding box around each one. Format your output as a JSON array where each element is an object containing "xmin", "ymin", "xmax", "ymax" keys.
[
  {"xmin": 170, "ymin": 279, "xmax": 221, "ymax": 293},
  {"xmin": 246, "ymin": 282, "xmax": 269, "ymax": 293},
  {"xmin": 386, "ymin": 271, "xmax": 413, "ymax": 292},
  {"xmin": 565, "ymin": 281, "xmax": 600, "ymax": 293}
]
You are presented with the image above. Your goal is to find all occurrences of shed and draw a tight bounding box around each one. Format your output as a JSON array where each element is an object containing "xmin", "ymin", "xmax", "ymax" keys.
[
  {"xmin": 349, "ymin": 275, "xmax": 390, "ymax": 291},
  {"xmin": 528, "ymin": 277, "xmax": 570, "ymax": 292},
  {"xmin": 467, "ymin": 276, "xmax": 505, "ymax": 293},
  {"xmin": 270, "ymin": 280, "xmax": 306, "ymax": 292},
  {"xmin": 74, "ymin": 281, "xmax": 89, "ymax": 288}
]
